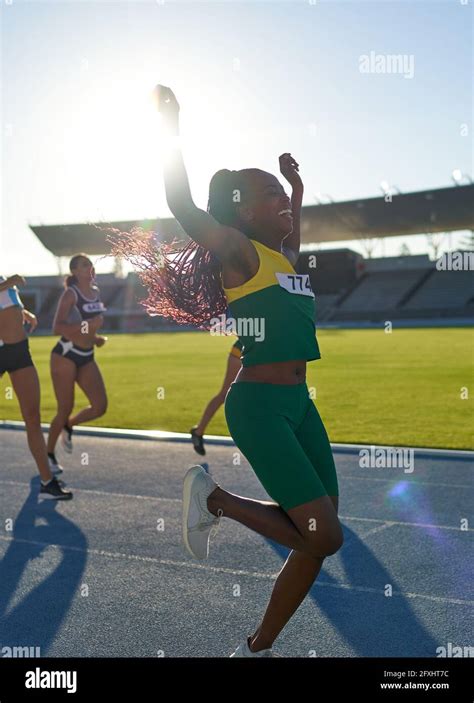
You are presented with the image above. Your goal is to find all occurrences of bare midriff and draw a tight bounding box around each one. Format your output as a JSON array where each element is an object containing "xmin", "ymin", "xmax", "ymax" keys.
[
  {"xmin": 234, "ymin": 358, "xmax": 307, "ymax": 385},
  {"xmin": 0, "ymin": 307, "xmax": 25, "ymax": 344}
]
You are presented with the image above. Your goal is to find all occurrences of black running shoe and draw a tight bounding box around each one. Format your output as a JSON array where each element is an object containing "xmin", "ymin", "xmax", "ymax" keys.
[
  {"xmin": 39, "ymin": 477, "xmax": 73, "ymax": 501},
  {"xmin": 190, "ymin": 427, "xmax": 206, "ymax": 456}
]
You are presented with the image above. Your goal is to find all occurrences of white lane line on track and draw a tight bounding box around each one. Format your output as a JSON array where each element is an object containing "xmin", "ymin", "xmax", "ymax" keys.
[
  {"xmin": 2, "ymin": 467, "xmax": 472, "ymax": 491},
  {"xmin": 355, "ymin": 522, "xmax": 393, "ymax": 540},
  {"xmin": 338, "ymin": 475, "xmax": 473, "ymax": 490},
  {"xmin": 340, "ymin": 515, "xmax": 474, "ymax": 533},
  {"xmin": 2, "ymin": 421, "xmax": 473, "ymax": 458},
  {"xmin": 0, "ymin": 534, "xmax": 472, "ymax": 607},
  {"xmin": 1, "ymin": 480, "xmax": 472, "ymax": 532},
  {"xmin": 0, "ymin": 480, "xmax": 179, "ymax": 503}
]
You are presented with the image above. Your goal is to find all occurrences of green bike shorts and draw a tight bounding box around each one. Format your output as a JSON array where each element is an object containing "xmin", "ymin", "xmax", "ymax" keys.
[{"xmin": 225, "ymin": 381, "xmax": 338, "ymax": 511}]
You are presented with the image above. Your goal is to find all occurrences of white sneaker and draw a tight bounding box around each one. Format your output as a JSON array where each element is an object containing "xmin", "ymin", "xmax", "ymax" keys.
[
  {"xmin": 182, "ymin": 465, "xmax": 221, "ymax": 560},
  {"xmin": 61, "ymin": 426, "xmax": 73, "ymax": 454},
  {"xmin": 48, "ymin": 457, "xmax": 64, "ymax": 476},
  {"xmin": 230, "ymin": 639, "xmax": 276, "ymax": 658}
]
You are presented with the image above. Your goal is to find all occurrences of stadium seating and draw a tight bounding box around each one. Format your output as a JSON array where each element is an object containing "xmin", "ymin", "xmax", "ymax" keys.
[
  {"xmin": 335, "ymin": 270, "xmax": 428, "ymax": 312},
  {"xmin": 403, "ymin": 270, "xmax": 474, "ymax": 310},
  {"xmin": 23, "ymin": 250, "xmax": 474, "ymax": 332}
]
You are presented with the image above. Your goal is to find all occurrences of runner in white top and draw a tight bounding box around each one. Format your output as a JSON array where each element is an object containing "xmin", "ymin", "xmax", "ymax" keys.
[{"xmin": 0, "ymin": 274, "xmax": 72, "ymax": 500}]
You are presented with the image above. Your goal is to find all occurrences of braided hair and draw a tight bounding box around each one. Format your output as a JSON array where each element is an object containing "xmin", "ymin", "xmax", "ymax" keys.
[{"xmin": 109, "ymin": 168, "xmax": 256, "ymax": 327}]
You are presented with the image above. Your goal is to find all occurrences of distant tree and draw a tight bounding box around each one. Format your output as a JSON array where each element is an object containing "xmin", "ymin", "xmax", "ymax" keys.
[
  {"xmin": 425, "ymin": 233, "xmax": 445, "ymax": 260},
  {"xmin": 358, "ymin": 238, "xmax": 380, "ymax": 259},
  {"xmin": 399, "ymin": 243, "xmax": 411, "ymax": 257}
]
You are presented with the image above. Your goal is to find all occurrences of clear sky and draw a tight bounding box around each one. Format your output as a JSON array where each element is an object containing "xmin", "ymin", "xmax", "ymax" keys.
[{"xmin": 1, "ymin": 0, "xmax": 472, "ymax": 275}]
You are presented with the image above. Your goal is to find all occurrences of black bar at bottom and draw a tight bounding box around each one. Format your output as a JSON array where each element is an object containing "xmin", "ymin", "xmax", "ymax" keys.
[{"xmin": 0, "ymin": 657, "xmax": 471, "ymax": 701}]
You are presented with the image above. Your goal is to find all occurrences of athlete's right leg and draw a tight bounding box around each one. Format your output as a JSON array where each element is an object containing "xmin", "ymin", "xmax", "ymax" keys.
[
  {"xmin": 47, "ymin": 352, "xmax": 77, "ymax": 454},
  {"xmin": 247, "ymin": 496, "xmax": 339, "ymax": 653}
]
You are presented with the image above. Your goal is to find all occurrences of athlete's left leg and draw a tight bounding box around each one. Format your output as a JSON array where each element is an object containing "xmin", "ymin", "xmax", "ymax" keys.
[
  {"xmin": 70, "ymin": 361, "xmax": 108, "ymax": 426},
  {"xmin": 248, "ymin": 401, "xmax": 340, "ymax": 653}
]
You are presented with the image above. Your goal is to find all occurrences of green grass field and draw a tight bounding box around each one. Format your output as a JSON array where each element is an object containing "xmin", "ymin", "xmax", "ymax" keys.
[{"xmin": 1, "ymin": 329, "xmax": 473, "ymax": 449}]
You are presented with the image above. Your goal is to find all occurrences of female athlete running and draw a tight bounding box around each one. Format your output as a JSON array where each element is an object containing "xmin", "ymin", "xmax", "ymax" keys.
[
  {"xmin": 47, "ymin": 254, "xmax": 108, "ymax": 472},
  {"xmin": 132, "ymin": 85, "xmax": 343, "ymax": 657},
  {"xmin": 0, "ymin": 274, "xmax": 72, "ymax": 499}
]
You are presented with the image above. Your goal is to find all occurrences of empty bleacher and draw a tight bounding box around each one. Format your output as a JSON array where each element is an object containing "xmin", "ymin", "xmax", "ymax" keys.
[
  {"xmin": 322, "ymin": 251, "xmax": 473, "ymax": 323},
  {"xmin": 22, "ymin": 248, "xmax": 474, "ymax": 332},
  {"xmin": 335, "ymin": 270, "xmax": 427, "ymax": 313},
  {"xmin": 403, "ymin": 269, "xmax": 474, "ymax": 310},
  {"xmin": 315, "ymin": 294, "xmax": 342, "ymax": 322}
]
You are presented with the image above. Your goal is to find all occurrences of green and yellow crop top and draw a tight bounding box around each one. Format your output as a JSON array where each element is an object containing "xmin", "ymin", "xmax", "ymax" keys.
[{"xmin": 222, "ymin": 240, "xmax": 320, "ymax": 367}]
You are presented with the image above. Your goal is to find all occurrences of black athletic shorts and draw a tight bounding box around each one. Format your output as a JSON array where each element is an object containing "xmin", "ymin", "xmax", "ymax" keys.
[
  {"xmin": 0, "ymin": 338, "xmax": 34, "ymax": 377},
  {"xmin": 51, "ymin": 338, "xmax": 94, "ymax": 368}
]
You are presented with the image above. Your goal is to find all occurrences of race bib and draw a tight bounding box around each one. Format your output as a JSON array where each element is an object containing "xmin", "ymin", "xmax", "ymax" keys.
[
  {"xmin": 275, "ymin": 273, "xmax": 315, "ymax": 298},
  {"xmin": 83, "ymin": 302, "xmax": 107, "ymax": 314}
]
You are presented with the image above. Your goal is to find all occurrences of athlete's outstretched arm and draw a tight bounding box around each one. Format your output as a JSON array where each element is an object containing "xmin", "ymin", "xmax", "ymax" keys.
[
  {"xmin": 279, "ymin": 153, "xmax": 303, "ymax": 265},
  {"xmin": 156, "ymin": 85, "xmax": 250, "ymax": 264}
]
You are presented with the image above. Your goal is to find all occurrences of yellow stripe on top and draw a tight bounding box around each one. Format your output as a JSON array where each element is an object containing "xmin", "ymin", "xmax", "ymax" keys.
[{"xmin": 223, "ymin": 239, "xmax": 296, "ymax": 304}]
